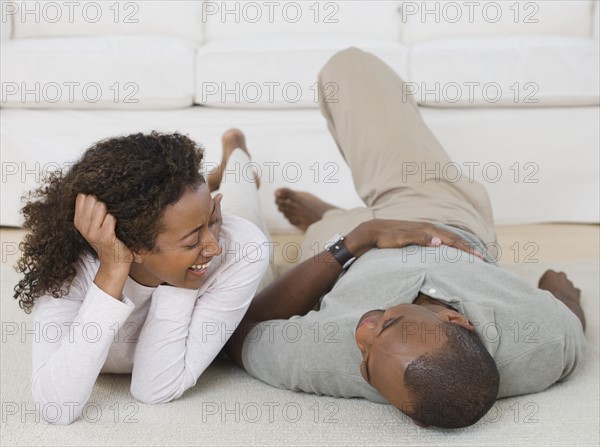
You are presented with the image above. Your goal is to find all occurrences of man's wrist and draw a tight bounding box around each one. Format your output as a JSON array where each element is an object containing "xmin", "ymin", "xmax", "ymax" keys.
[
  {"xmin": 326, "ymin": 235, "xmax": 356, "ymax": 270},
  {"xmin": 343, "ymin": 221, "xmax": 376, "ymax": 259}
]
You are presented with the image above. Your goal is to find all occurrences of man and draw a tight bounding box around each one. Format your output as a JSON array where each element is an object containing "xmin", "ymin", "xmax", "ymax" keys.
[{"xmin": 224, "ymin": 48, "xmax": 587, "ymax": 429}]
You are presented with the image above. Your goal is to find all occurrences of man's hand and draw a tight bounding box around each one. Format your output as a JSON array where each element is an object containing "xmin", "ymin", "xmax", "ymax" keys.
[
  {"xmin": 345, "ymin": 219, "xmax": 484, "ymax": 260},
  {"xmin": 74, "ymin": 193, "xmax": 133, "ymax": 300},
  {"xmin": 538, "ymin": 270, "xmax": 585, "ymax": 331}
]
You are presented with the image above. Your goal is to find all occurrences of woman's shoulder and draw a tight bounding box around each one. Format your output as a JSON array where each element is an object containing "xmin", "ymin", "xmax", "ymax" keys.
[
  {"xmin": 62, "ymin": 255, "xmax": 101, "ymax": 297},
  {"xmin": 219, "ymin": 214, "xmax": 268, "ymax": 246},
  {"xmin": 213, "ymin": 214, "xmax": 270, "ymax": 274},
  {"xmin": 74, "ymin": 254, "xmax": 100, "ymax": 276},
  {"xmin": 34, "ymin": 255, "xmax": 100, "ymax": 310}
]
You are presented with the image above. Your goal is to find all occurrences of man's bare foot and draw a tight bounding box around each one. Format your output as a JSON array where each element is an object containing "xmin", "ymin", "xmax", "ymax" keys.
[
  {"xmin": 538, "ymin": 270, "xmax": 586, "ymax": 331},
  {"xmin": 275, "ymin": 188, "xmax": 338, "ymax": 232},
  {"xmin": 207, "ymin": 128, "xmax": 260, "ymax": 191}
]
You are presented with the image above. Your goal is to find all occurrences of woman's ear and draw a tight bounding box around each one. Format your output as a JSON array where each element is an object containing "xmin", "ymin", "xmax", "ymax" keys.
[
  {"xmin": 132, "ymin": 252, "xmax": 143, "ymax": 264},
  {"xmin": 213, "ymin": 192, "xmax": 223, "ymax": 204},
  {"xmin": 437, "ymin": 309, "xmax": 475, "ymax": 331}
]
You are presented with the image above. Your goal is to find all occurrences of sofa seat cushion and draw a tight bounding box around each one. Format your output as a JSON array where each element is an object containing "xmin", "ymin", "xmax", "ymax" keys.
[
  {"xmin": 408, "ymin": 36, "xmax": 599, "ymax": 107},
  {"xmin": 2, "ymin": 106, "xmax": 598, "ymax": 230},
  {"xmin": 1, "ymin": 36, "xmax": 197, "ymax": 109},
  {"xmin": 194, "ymin": 37, "xmax": 409, "ymax": 108}
]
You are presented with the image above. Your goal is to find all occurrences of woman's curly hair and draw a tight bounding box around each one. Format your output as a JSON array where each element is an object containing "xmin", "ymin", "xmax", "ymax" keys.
[{"xmin": 14, "ymin": 131, "xmax": 205, "ymax": 313}]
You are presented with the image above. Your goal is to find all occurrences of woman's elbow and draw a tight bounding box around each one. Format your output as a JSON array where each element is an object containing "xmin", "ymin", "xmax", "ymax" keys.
[
  {"xmin": 130, "ymin": 381, "xmax": 183, "ymax": 405},
  {"xmin": 31, "ymin": 393, "xmax": 81, "ymax": 425}
]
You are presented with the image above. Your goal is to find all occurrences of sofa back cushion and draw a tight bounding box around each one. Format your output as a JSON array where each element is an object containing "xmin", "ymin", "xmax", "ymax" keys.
[
  {"xmin": 408, "ymin": 36, "xmax": 599, "ymax": 107},
  {"xmin": 400, "ymin": 0, "xmax": 595, "ymax": 43},
  {"xmin": 8, "ymin": 0, "xmax": 203, "ymax": 43},
  {"xmin": 203, "ymin": 1, "xmax": 401, "ymax": 41},
  {"xmin": 195, "ymin": 38, "xmax": 409, "ymax": 108},
  {"xmin": 2, "ymin": 36, "xmax": 196, "ymax": 109}
]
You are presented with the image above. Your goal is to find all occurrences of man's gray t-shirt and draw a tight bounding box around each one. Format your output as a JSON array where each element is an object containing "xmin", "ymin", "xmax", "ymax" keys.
[{"xmin": 242, "ymin": 227, "xmax": 585, "ymax": 402}]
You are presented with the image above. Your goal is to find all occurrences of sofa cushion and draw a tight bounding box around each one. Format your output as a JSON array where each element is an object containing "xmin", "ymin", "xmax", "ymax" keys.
[
  {"xmin": 400, "ymin": 0, "xmax": 594, "ymax": 43},
  {"xmin": 195, "ymin": 38, "xmax": 409, "ymax": 108},
  {"xmin": 408, "ymin": 36, "xmax": 599, "ymax": 107},
  {"xmin": 204, "ymin": 1, "xmax": 401, "ymax": 41},
  {"xmin": 9, "ymin": 0, "xmax": 203, "ymax": 43},
  {"xmin": 1, "ymin": 36, "xmax": 196, "ymax": 108}
]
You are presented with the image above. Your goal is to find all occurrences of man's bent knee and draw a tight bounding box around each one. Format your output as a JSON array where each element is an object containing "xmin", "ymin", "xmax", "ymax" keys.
[{"xmin": 318, "ymin": 47, "xmax": 366, "ymax": 82}]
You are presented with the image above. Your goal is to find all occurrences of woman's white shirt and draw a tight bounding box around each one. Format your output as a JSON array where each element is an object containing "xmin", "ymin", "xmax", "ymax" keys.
[{"xmin": 31, "ymin": 215, "xmax": 269, "ymax": 424}]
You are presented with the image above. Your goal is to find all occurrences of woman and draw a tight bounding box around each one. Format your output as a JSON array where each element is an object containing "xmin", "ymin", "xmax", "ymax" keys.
[{"xmin": 14, "ymin": 130, "xmax": 271, "ymax": 424}]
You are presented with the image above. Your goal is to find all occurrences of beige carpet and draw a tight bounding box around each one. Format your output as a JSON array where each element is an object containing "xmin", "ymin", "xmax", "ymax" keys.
[{"xmin": 1, "ymin": 230, "xmax": 598, "ymax": 446}]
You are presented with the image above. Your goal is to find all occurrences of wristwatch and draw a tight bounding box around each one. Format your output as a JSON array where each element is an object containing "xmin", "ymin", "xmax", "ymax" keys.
[{"xmin": 324, "ymin": 233, "xmax": 357, "ymax": 270}]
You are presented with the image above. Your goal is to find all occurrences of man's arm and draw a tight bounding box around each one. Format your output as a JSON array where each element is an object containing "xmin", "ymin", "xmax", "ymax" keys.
[
  {"xmin": 538, "ymin": 269, "xmax": 586, "ymax": 331},
  {"xmin": 225, "ymin": 219, "xmax": 484, "ymax": 367}
]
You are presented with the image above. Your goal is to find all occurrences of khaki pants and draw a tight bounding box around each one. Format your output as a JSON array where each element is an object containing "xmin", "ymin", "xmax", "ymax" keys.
[{"xmin": 300, "ymin": 47, "xmax": 497, "ymax": 261}]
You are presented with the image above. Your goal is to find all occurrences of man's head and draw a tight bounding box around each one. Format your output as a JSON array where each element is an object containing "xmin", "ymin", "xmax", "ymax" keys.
[{"xmin": 355, "ymin": 302, "xmax": 499, "ymax": 428}]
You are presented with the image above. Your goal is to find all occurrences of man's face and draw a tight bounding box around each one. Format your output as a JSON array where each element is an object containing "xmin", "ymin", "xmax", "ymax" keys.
[{"xmin": 354, "ymin": 302, "xmax": 473, "ymax": 420}]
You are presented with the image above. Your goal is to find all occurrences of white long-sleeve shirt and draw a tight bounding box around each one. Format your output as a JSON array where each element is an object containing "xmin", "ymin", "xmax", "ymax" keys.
[{"xmin": 31, "ymin": 215, "xmax": 269, "ymax": 424}]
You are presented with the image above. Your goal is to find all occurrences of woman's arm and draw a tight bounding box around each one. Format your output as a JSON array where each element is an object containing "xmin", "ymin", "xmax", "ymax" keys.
[
  {"xmin": 225, "ymin": 219, "xmax": 483, "ymax": 367},
  {"xmin": 130, "ymin": 230, "xmax": 269, "ymax": 404},
  {"xmin": 31, "ymin": 260, "xmax": 135, "ymax": 425},
  {"xmin": 31, "ymin": 194, "xmax": 137, "ymax": 424}
]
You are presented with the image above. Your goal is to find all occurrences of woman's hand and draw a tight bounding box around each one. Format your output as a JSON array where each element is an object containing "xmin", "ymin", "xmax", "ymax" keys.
[
  {"xmin": 345, "ymin": 219, "xmax": 484, "ymax": 260},
  {"xmin": 74, "ymin": 193, "xmax": 132, "ymax": 299}
]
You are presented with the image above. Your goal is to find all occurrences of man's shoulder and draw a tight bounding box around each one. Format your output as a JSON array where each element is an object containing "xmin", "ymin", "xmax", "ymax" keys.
[{"xmin": 242, "ymin": 312, "xmax": 386, "ymax": 403}]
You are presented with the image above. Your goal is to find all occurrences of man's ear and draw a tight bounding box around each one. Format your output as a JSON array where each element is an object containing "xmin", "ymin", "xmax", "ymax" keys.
[
  {"xmin": 132, "ymin": 252, "xmax": 143, "ymax": 264},
  {"xmin": 356, "ymin": 341, "xmax": 367, "ymax": 354},
  {"xmin": 437, "ymin": 309, "xmax": 474, "ymax": 331}
]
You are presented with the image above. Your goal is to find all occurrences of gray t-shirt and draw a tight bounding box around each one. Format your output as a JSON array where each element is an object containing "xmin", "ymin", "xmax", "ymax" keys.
[{"xmin": 242, "ymin": 226, "xmax": 585, "ymax": 401}]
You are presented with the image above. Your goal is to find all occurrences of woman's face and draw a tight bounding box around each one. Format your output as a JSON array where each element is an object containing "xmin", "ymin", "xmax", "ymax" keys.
[{"xmin": 128, "ymin": 182, "xmax": 223, "ymax": 289}]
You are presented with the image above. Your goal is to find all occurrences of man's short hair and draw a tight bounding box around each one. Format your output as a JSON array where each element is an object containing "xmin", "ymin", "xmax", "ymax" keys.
[{"xmin": 403, "ymin": 322, "xmax": 499, "ymax": 428}]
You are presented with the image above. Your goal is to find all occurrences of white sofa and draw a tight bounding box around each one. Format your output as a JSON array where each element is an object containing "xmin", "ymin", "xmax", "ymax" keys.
[{"xmin": 1, "ymin": 0, "xmax": 599, "ymax": 232}]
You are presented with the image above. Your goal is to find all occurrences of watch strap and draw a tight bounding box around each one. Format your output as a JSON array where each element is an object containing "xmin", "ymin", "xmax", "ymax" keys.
[{"xmin": 326, "ymin": 236, "xmax": 356, "ymax": 270}]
